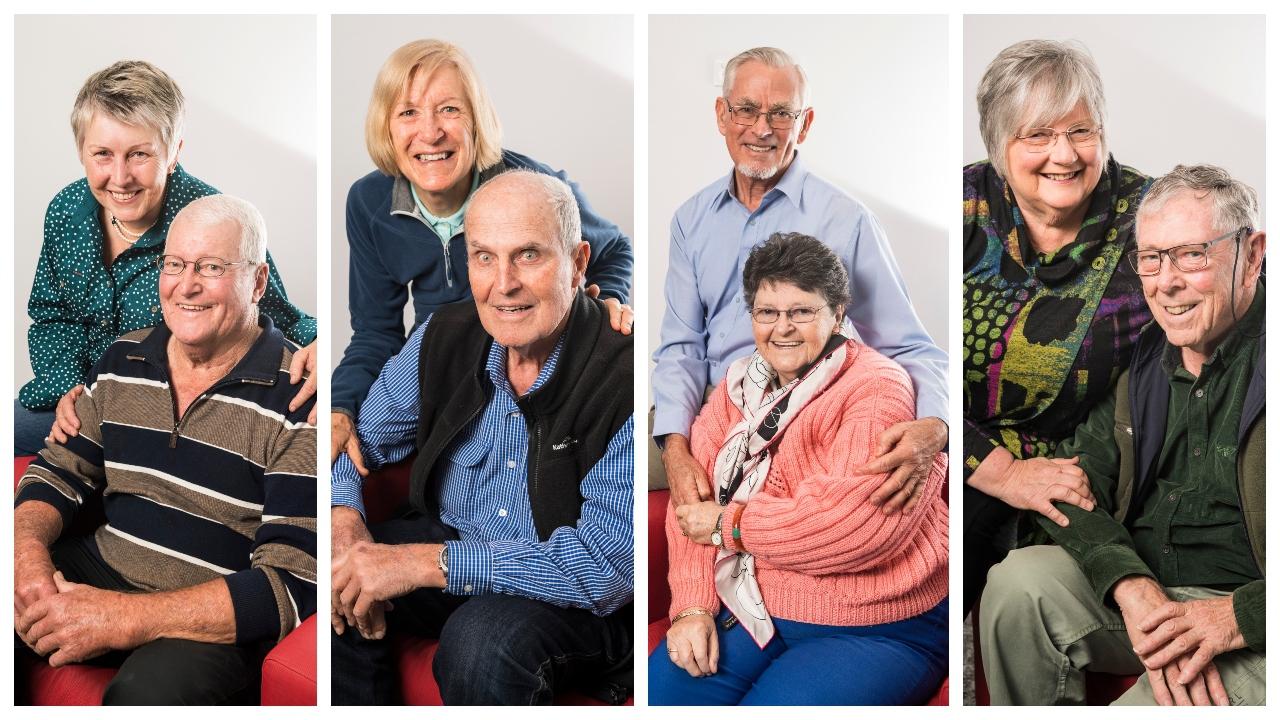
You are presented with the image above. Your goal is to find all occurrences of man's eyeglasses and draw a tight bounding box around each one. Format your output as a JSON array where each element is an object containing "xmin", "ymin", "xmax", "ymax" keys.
[
  {"xmin": 1015, "ymin": 124, "xmax": 1103, "ymax": 153},
  {"xmin": 1126, "ymin": 227, "xmax": 1249, "ymax": 276},
  {"xmin": 750, "ymin": 306, "xmax": 822, "ymax": 324},
  {"xmin": 157, "ymin": 255, "xmax": 255, "ymax": 278},
  {"xmin": 724, "ymin": 102, "xmax": 805, "ymax": 130}
]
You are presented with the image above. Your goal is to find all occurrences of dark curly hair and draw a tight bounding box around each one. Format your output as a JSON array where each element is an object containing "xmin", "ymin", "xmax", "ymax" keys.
[{"xmin": 742, "ymin": 232, "xmax": 850, "ymax": 313}]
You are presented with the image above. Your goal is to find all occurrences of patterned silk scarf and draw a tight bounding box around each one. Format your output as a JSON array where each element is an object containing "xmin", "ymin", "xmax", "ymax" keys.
[{"xmin": 712, "ymin": 335, "xmax": 848, "ymax": 647}]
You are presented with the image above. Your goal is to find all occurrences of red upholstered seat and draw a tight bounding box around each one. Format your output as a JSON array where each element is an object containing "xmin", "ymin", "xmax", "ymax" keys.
[
  {"xmin": 649, "ymin": 487, "xmax": 949, "ymax": 705},
  {"xmin": 15, "ymin": 455, "xmax": 316, "ymax": 706}
]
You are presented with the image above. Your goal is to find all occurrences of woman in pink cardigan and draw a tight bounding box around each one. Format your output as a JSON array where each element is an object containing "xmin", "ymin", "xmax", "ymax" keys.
[{"xmin": 649, "ymin": 233, "xmax": 949, "ymax": 705}]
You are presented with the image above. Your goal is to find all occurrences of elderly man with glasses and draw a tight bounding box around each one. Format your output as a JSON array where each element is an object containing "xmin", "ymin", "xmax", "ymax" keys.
[
  {"xmin": 14, "ymin": 194, "xmax": 317, "ymax": 705},
  {"xmin": 978, "ymin": 165, "xmax": 1266, "ymax": 706},
  {"xmin": 651, "ymin": 46, "xmax": 948, "ymax": 516}
]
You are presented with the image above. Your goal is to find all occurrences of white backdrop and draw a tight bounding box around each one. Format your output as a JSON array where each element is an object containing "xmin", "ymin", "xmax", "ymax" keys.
[
  {"xmin": 646, "ymin": 15, "xmax": 950, "ymax": 375},
  {"xmin": 330, "ymin": 15, "xmax": 635, "ymax": 365},
  {"xmin": 13, "ymin": 14, "xmax": 318, "ymax": 389},
  {"xmin": 964, "ymin": 15, "xmax": 1266, "ymax": 216}
]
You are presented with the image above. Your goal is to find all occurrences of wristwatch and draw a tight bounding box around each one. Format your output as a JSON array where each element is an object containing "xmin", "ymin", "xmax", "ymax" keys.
[
  {"xmin": 437, "ymin": 545, "xmax": 449, "ymax": 583},
  {"xmin": 710, "ymin": 511, "xmax": 725, "ymax": 548}
]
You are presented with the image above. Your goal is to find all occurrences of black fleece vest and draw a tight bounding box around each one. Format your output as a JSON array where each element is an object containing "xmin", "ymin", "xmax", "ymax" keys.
[{"xmin": 409, "ymin": 292, "xmax": 632, "ymax": 540}]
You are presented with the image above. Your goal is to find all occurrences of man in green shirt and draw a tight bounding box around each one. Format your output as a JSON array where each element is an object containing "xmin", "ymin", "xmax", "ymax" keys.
[{"xmin": 978, "ymin": 165, "xmax": 1266, "ymax": 706}]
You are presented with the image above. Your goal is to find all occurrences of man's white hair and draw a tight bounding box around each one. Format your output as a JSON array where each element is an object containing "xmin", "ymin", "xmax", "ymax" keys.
[{"xmin": 173, "ymin": 194, "xmax": 268, "ymax": 264}]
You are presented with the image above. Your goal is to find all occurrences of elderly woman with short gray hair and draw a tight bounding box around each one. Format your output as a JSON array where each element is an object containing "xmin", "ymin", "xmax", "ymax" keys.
[
  {"xmin": 17, "ymin": 59, "xmax": 318, "ymax": 455},
  {"xmin": 962, "ymin": 39, "xmax": 1154, "ymax": 612},
  {"xmin": 650, "ymin": 232, "xmax": 948, "ymax": 705}
]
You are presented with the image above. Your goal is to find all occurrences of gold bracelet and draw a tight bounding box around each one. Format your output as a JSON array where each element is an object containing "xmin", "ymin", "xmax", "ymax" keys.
[{"xmin": 671, "ymin": 607, "xmax": 712, "ymax": 625}]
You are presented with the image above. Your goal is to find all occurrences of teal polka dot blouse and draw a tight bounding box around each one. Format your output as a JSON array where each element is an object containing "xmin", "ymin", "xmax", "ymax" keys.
[{"xmin": 20, "ymin": 165, "xmax": 317, "ymax": 410}]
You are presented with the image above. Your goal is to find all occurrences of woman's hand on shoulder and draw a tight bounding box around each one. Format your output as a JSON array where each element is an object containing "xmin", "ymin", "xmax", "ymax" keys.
[
  {"xmin": 666, "ymin": 611, "xmax": 718, "ymax": 677},
  {"xmin": 585, "ymin": 284, "xmax": 634, "ymax": 336},
  {"xmin": 49, "ymin": 385, "xmax": 85, "ymax": 444},
  {"xmin": 288, "ymin": 341, "xmax": 318, "ymax": 424},
  {"xmin": 970, "ymin": 449, "xmax": 1096, "ymax": 526}
]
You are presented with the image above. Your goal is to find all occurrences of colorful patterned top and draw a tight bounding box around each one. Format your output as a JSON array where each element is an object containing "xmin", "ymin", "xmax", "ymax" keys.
[
  {"xmin": 21, "ymin": 166, "xmax": 317, "ymax": 410},
  {"xmin": 962, "ymin": 156, "xmax": 1152, "ymax": 478}
]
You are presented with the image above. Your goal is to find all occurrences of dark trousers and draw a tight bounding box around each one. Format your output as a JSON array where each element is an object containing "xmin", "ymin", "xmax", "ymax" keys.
[
  {"xmin": 962, "ymin": 485, "xmax": 1019, "ymax": 616},
  {"xmin": 330, "ymin": 512, "xmax": 632, "ymax": 705},
  {"xmin": 16, "ymin": 535, "xmax": 262, "ymax": 705}
]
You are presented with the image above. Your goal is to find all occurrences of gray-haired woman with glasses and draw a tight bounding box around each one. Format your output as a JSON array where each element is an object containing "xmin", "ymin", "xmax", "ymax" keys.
[
  {"xmin": 961, "ymin": 39, "xmax": 1156, "ymax": 613},
  {"xmin": 16, "ymin": 60, "xmax": 318, "ymax": 456},
  {"xmin": 651, "ymin": 232, "xmax": 948, "ymax": 705}
]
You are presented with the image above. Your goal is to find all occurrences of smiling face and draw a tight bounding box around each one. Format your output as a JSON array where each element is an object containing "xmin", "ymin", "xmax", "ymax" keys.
[
  {"xmin": 1003, "ymin": 100, "xmax": 1104, "ymax": 223},
  {"xmin": 160, "ymin": 214, "xmax": 266, "ymax": 356},
  {"xmin": 750, "ymin": 280, "xmax": 841, "ymax": 385},
  {"xmin": 389, "ymin": 64, "xmax": 476, "ymax": 216},
  {"xmin": 81, "ymin": 113, "xmax": 178, "ymax": 232},
  {"xmin": 1137, "ymin": 192, "xmax": 1264, "ymax": 371},
  {"xmin": 717, "ymin": 60, "xmax": 812, "ymax": 185},
  {"xmin": 465, "ymin": 186, "xmax": 588, "ymax": 361}
]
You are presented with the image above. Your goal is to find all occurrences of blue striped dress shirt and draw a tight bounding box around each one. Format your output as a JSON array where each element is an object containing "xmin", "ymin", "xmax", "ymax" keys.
[{"xmin": 332, "ymin": 317, "xmax": 634, "ymax": 617}]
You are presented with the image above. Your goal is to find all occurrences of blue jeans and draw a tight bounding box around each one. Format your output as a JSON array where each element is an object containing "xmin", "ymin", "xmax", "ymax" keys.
[
  {"xmin": 330, "ymin": 512, "xmax": 632, "ymax": 705},
  {"xmin": 649, "ymin": 598, "xmax": 948, "ymax": 705},
  {"xmin": 13, "ymin": 400, "xmax": 54, "ymax": 456}
]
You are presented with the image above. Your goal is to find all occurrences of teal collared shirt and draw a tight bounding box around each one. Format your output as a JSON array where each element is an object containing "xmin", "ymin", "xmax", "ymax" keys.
[
  {"xmin": 21, "ymin": 165, "xmax": 317, "ymax": 410},
  {"xmin": 409, "ymin": 171, "xmax": 480, "ymax": 241}
]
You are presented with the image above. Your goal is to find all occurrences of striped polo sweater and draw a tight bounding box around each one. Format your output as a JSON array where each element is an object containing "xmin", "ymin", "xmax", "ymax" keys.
[{"xmin": 16, "ymin": 316, "xmax": 317, "ymax": 644}]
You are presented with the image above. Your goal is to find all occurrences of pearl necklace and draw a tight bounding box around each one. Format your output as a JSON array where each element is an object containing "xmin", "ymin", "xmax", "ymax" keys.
[{"xmin": 110, "ymin": 215, "xmax": 153, "ymax": 245}]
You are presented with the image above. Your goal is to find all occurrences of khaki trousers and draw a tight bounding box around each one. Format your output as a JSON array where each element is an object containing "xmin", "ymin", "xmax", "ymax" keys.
[{"xmin": 979, "ymin": 545, "xmax": 1265, "ymax": 705}]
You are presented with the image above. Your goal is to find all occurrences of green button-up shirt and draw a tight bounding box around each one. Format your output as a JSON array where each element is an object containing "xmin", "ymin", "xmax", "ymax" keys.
[
  {"xmin": 1043, "ymin": 288, "xmax": 1264, "ymax": 647},
  {"xmin": 21, "ymin": 166, "xmax": 317, "ymax": 410}
]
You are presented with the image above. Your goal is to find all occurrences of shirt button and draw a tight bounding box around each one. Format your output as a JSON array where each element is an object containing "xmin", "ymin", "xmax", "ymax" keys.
[
  {"xmin": 463, "ymin": 584, "xmax": 473, "ymax": 593},
  {"xmin": 1168, "ymin": 493, "xmax": 1177, "ymax": 502},
  {"xmin": 498, "ymin": 508, "xmax": 507, "ymax": 517},
  {"xmin": 1162, "ymin": 545, "xmax": 1172, "ymax": 555},
  {"xmin": 509, "ymin": 410, "xmax": 520, "ymax": 418},
  {"xmin": 1193, "ymin": 447, "xmax": 1202, "ymax": 457},
  {"xmin": 1195, "ymin": 389, "xmax": 1205, "ymax": 398},
  {"xmin": 507, "ymin": 460, "xmax": 516, "ymax": 469}
]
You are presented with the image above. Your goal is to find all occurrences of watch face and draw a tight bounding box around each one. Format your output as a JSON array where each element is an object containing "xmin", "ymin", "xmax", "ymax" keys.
[{"xmin": 711, "ymin": 530, "xmax": 723, "ymax": 546}]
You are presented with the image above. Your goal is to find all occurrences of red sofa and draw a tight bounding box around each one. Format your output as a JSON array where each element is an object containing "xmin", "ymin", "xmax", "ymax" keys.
[
  {"xmin": 648, "ymin": 488, "xmax": 949, "ymax": 705},
  {"xmin": 359, "ymin": 459, "xmax": 630, "ymax": 705},
  {"xmin": 14, "ymin": 455, "xmax": 317, "ymax": 705}
]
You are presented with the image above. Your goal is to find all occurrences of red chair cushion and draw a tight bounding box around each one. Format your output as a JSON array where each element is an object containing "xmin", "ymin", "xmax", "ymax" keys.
[{"xmin": 261, "ymin": 616, "xmax": 318, "ymax": 705}]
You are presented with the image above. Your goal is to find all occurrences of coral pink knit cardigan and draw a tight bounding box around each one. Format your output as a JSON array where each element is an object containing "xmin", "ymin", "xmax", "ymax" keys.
[{"xmin": 666, "ymin": 340, "xmax": 948, "ymax": 627}]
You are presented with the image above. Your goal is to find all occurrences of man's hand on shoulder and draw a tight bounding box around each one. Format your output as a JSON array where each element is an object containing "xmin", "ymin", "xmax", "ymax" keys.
[
  {"xmin": 662, "ymin": 434, "xmax": 711, "ymax": 507},
  {"xmin": 17, "ymin": 572, "xmax": 146, "ymax": 666},
  {"xmin": 1114, "ymin": 576, "xmax": 1231, "ymax": 706}
]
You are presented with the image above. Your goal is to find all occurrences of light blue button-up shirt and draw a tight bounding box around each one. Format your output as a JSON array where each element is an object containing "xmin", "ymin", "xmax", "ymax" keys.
[
  {"xmin": 332, "ymin": 317, "xmax": 634, "ymax": 616},
  {"xmin": 652, "ymin": 154, "xmax": 948, "ymax": 439}
]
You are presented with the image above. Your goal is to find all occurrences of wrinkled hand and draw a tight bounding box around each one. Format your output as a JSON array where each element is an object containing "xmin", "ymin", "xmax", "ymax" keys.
[
  {"xmin": 49, "ymin": 385, "xmax": 85, "ymax": 445},
  {"xmin": 1115, "ymin": 577, "xmax": 1229, "ymax": 706},
  {"xmin": 585, "ymin": 284, "xmax": 634, "ymax": 336},
  {"xmin": 330, "ymin": 412, "xmax": 368, "ymax": 475},
  {"xmin": 858, "ymin": 417, "xmax": 947, "ymax": 514},
  {"xmin": 19, "ymin": 572, "xmax": 143, "ymax": 666},
  {"xmin": 333, "ymin": 542, "xmax": 436, "ymax": 638},
  {"xmin": 288, "ymin": 341, "xmax": 318, "ymax": 424},
  {"xmin": 989, "ymin": 455, "xmax": 1095, "ymax": 527},
  {"xmin": 666, "ymin": 611, "xmax": 718, "ymax": 677},
  {"xmin": 14, "ymin": 541, "xmax": 58, "ymax": 647},
  {"xmin": 1134, "ymin": 595, "xmax": 1244, "ymax": 691},
  {"xmin": 662, "ymin": 434, "xmax": 711, "ymax": 507},
  {"xmin": 674, "ymin": 500, "xmax": 722, "ymax": 546},
  {"xmin": 330, "ymin": 506, "xmax": 377, "ymax": 636}
]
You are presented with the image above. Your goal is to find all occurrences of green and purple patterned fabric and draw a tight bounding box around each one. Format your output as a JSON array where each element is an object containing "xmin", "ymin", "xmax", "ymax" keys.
[{"xmin": 962, "ymin": 156, "xmax": 1152, "ymax": 477}]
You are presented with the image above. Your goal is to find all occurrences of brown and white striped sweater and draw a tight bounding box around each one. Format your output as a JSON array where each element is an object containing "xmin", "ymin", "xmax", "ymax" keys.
[{"xmin": 17, "ymin": 316, "xmax": 317, "ymax": 644}]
